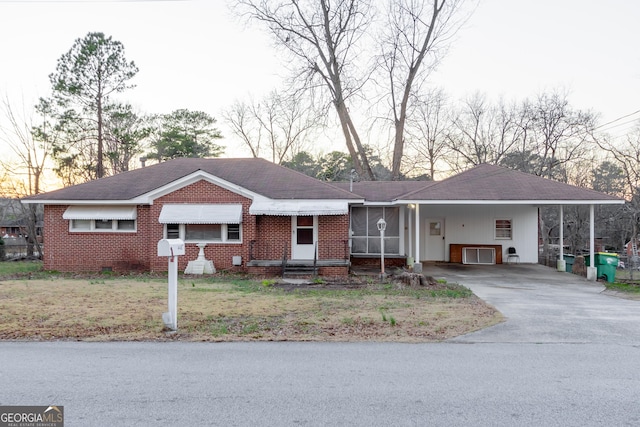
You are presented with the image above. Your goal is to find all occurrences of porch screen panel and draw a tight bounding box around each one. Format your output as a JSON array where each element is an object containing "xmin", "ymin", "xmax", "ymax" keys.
[
  {"xmin": 368, "ymin": 237, "xmax": 381, "ymax": 254},
  {"xmin": 351, "ymin": 208, "xmax": 366, "ymax": 234},
  {"xmin": 384, "ymin": 208, "xmax": 400, "ymax": 237},
  {"xmin": 384, "ymin": 237, "xmax": 400, "ymax": 254},
  {"xmin": 352, "ymin": 238, "xmax": 367, "ymax": 253},
  {"xmin": 351, "ymin": 207, "xmax": 367, "ymax": 254},
  {"xmin": 367, "ymin": 208, "xmax": 384, "ymax": 236},
  {"xmin": 383, "ymin": 207, "xmax": 400, "ymax": 254}
]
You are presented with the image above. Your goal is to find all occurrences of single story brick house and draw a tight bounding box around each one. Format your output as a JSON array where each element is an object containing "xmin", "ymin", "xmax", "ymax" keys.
[{"xmin": 22, "ymin": 158, "xmax": 624, "ymax": 277}]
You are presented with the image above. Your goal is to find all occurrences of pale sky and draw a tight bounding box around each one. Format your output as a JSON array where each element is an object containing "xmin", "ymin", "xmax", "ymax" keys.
[{"xmin": 1, "ymin": 0, "xmax": 639, "ymax": 158}]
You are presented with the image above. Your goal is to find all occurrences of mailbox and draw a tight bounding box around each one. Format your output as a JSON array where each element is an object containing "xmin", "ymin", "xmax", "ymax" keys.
[{"xmin": 157, "ymin": 239, "xmax": 185, "ymax": 257}]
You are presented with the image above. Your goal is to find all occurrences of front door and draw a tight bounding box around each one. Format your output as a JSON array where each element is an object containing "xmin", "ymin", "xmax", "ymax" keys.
[
  {"xmin": 292, "ymin": 215, "xmax": 317, "ymax": 260},
  {"xmin": 425, "ymin": 218, "xmax": 445, "ymax": 261}
]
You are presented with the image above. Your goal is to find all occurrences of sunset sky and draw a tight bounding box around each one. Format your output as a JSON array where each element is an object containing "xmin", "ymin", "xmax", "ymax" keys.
[{"xmin": 0, "ymin": 0, "xmax": 638, "ymax": 159}]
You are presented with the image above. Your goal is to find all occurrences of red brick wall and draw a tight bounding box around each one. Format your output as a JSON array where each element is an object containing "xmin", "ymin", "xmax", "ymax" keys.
[
  {"xmin": 148, "ymin": 180, "xmax": 256, "ymax": 272},
  {"xmin": 42, "ymin": 204, "xmax": 153, "ymax": 273},
  {"xmin": 250, "ymin": 215, "xmax": 350, "ymax": 260},
  {"xmin": 253, "ymin": 215, "xmax": 291, "ymax": 259},
  {"xmin": 42, "ymin": 179, "xmax": 350, "ymax": 275},
  {"xmin": 318, "ymin": 215, "xmax": 350, "ymax": 259}
]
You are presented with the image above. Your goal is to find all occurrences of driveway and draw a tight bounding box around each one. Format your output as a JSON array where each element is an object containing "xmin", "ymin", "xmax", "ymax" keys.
[{"xmin": 425, "ymin": 263, "xmax": 640, "ymax": 344}]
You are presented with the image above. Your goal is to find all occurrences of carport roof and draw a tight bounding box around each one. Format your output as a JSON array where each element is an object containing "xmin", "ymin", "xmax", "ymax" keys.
[{"xmin": 395, "ymin": 163, "xmax": 625, "ymax": 204}]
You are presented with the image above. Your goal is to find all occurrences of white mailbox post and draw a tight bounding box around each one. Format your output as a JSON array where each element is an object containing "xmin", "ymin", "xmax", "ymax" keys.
[{"xmin": 157, "ymin": 239, "xmax": 185, "ymax": 331}]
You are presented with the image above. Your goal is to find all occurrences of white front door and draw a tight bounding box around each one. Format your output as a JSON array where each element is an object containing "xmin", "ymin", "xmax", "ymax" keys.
[
  {"xmin": 425, "ymin": 218, "xmax": 445, "ymax": 261},
  {"xmin": 292, "ymin": 215, "xmax": 317, "ymax": 260}
]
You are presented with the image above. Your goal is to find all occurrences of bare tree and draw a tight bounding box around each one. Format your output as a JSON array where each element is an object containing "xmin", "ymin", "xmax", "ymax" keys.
[
  {"xmin": 235, "ymin": 0, "xmax": 472, "ymax": 180},
  {"xmin": 236, "ymin": 0, "xmax": 375, "ymax": 178},
  {"xmin": 404, "ymin": 87, "xmax": 451, "ymax": 179},
  {"xmin": 594, "ymin": 128, "xmax": 640, "ymax": 271},
  {"xmin": 377, "ymin": 0, "xmax": 468, "ymax": 179},
  {"xmin": 223, "ymin": 99, "xmax": 261, "ymax": 159},
  {"xmin": 0, "ymin": 97, "xmax": 49, "ymax": 257},
  {"xmin": 445, "ymin": 93, "xmax": 524, "ymax": 171},
  {"xmin": 0, "ymin": 97, "xmax": 49, "ymax": 197},
  {"xmin": 223, "ymin": 90, "xmax": 323, "ymax": 164},
  {"xmin": 524, "ymin": 91, "xmax": 596, "ymax": 180}
]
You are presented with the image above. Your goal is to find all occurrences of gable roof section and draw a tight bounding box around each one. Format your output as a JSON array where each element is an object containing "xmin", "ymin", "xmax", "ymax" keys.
[
  {"xmin": 22, "ymin": 158, "xmax": 362, "ymax": 204},
  {"xmin": 397, "ymin": 163, "xmax": 624, "ymax": 204}
]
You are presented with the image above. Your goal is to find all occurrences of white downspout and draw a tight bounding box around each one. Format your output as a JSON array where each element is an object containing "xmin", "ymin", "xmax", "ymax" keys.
[{"xmin": 587, "ymin": 204, "xmax": 597, "ymax": 281}]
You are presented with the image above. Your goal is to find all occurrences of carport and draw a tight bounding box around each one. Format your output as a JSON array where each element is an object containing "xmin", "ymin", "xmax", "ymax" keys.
[{"xmin": 394, "ymin": 165, "xmax": 625, "ymax": 280}]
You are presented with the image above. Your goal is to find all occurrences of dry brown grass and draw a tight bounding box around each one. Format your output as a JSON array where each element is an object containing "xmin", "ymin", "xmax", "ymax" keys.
[{"xmin": 0, "ymin": 274, "xmax": 502, "ymax": 342}]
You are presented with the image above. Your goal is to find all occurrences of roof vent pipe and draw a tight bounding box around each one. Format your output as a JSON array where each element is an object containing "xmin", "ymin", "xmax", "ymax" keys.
[
  {"xmin": 140, "ymin": 156, "xmax": 147, "ymax": 168},
  {"xmin": 349, "ymin": 169, "xmax": 357, "ymax": 192}
]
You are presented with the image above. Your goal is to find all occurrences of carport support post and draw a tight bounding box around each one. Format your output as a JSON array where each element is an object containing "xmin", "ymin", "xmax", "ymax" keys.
[
  {"xmin": 587, "ymin": 204, "xmax": 597, "ymax": 281},
  {"xmin": 557, "ymin": 205, "xmax": 566, "ymax": 272},
  {"xmin": 413, "ymin": 204, "xmax": 422, "ymax": 273}
]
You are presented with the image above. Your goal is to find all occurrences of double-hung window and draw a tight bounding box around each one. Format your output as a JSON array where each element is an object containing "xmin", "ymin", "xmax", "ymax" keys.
[
  {"xmin": 164, "ymin": 223, "xmax": 242, "ymax": 243},
  {"xmin": 495, "ymin": 219, "xmax": 513, "ymax": 239},
  {"xmin": 65, "ymin": 206, "xmax": 137, "ymax": 233},
  {"xmin": 159, "ymin": 204, "xmax": 243, "ymax": 244}
]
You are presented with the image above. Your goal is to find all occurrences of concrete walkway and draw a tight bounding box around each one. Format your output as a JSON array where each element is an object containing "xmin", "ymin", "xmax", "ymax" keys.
[{"xmin": 424, "ymin": 263, "xmax": 640, "ymax": 344}]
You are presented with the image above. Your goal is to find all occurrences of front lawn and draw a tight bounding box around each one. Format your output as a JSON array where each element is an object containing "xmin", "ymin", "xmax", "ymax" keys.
[{"xmin": 0, "ymin": 262, "xmax": 502, "ymax": 342}]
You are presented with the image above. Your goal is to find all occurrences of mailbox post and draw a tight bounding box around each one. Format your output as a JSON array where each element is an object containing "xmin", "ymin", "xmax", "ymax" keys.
[{"xmin": 157, "ymin": 239, "xmax": 185, "ymax": 331}]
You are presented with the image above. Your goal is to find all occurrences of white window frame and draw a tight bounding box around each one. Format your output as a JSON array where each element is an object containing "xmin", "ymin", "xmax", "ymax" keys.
[
  {"xmin": 70, "ymin": 219, "xmax": 137, "ymax": 233},
  {"xmin": 164, "ymin": 223, "xmax": 242, "ymax": 244},
  {"xmin": 495, "ymin": 218, "xmax": 513, "ymax": 240}
]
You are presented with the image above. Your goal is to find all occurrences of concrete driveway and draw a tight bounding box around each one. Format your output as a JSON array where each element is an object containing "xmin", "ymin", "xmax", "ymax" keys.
[{"xmin": 425, "ymin": 263, "xmax": 640, "ymax": 344}]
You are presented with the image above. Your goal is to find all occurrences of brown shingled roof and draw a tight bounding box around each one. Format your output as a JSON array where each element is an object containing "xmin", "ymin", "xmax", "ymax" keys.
[
  {"xmin": 397, "ymin": 163, "xmax": 624, "ymax": 202},
  {"xmin": 23, "ymin": 158, "xmax": 362, "ymax": 202},
  {"xmin": 331, "ymin": 181, "xmax": 435, "ymax": 202}
]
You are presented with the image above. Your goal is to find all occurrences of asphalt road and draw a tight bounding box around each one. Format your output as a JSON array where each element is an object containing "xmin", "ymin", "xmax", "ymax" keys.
[
  {"xmin": 2, "ymin": 341, "xmax": 640, "ymax": 426},
  {"xmin": 2, "ymin": 265, "xmax": 640, "ymax": 426}
]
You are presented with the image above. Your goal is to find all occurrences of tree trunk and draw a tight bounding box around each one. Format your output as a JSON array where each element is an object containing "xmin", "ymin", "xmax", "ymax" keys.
[{"xmin": 97, "ymin": 95, "xmax": 104, "ymax": 178}]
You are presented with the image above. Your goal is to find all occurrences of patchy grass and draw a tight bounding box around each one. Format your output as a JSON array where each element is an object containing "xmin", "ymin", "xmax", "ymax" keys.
[
  {"xmin": 0, "ymin": 262, "xmax": 502, "ymax": 342},
  {"xmin": 606, "ymin": 282, "xmax": 640, "ymax": 293},
  {"xmin": 0, "ymin": 260, "xmax": 43, "ymax": 277}
]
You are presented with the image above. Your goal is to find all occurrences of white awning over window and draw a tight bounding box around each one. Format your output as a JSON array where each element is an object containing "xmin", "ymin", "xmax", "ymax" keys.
[
  {"xmin": 249, "ymin": 200, "xmax": 349, "ymax": 216},
  {"xmin": 159, "ymin": 204, "xmax": 243, "ymax": 224},
  {"xmin": 63, "ymin": 205, "xmax": 137, "ymax": 220}
]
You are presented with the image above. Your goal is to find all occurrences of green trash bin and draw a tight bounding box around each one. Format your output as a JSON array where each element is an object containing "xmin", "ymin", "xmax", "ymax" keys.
[
  {"xmin": 563, "ymin": 254, "xmax": 575, "ymax": 273},
  {"xmin": 585, "ymin": 252, "xmax": 618, "ymax": 282}
]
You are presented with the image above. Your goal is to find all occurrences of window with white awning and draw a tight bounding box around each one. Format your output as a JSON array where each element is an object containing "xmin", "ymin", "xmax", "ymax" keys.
[
  {"xmin": 158, "ymin": 204, "xmax": 243, "ymax": 224},
  {"xmin": 159, "ymin": 204, "xmax": 243, "ymax": 243},
  {"xmin": 63, "ymin": 205, "xmax": 137, "ymax": 232},
  {"xmin": 63, "ymin": 205, "xmax": 137, "ymax": 220}
]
